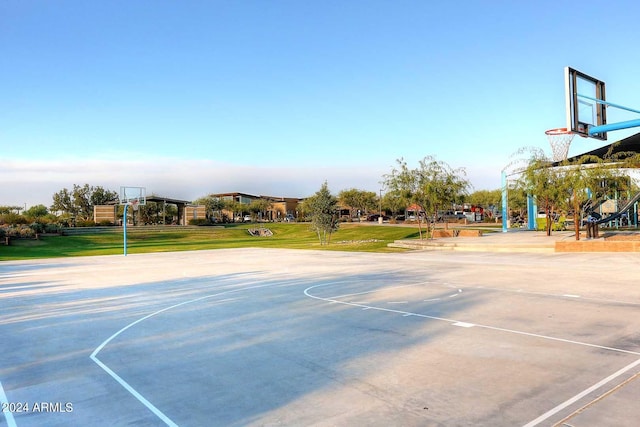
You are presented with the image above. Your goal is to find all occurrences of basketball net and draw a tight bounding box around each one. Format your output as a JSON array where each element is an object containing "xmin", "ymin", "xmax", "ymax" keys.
[
  {"xmin": 130, "ymin": 199, "xmax": 139, "ymax": 211},
  {"xmin": 545, "ymin": 128, "xmax": 575, "ymax": 162}
]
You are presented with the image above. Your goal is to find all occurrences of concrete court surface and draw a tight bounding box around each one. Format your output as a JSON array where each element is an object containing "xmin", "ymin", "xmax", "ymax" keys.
[{"xmin": 1, "ymin": 248, "xmax": 640, "ymax": 427}]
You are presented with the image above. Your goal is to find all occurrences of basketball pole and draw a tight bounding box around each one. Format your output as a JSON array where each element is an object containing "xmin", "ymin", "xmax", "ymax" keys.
[
  {"xmin": 501, "ymin": 170, "xmax": 508, "ymax": 232},
  {"xmin": 576, "ymin": 94, "xmax": 640, "ymax": 136},
  {"xmin": 123, "ymin": 204, "xmax": 128, "ymax": 256},
  {"xmin": 589, "ymin": 118, "xmax": 640, "ymax": 136}
]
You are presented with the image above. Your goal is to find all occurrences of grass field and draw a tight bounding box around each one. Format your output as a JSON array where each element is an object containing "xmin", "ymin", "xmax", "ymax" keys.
[{"xmin": 0, "ymin": 223, "xmax": 423, "ymax": 260}]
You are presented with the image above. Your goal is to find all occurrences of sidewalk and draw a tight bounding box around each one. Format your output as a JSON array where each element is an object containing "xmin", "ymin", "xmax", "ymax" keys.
[{"xmin": 389, "ymin": 229, "xmax": 640, "ymax": 253}]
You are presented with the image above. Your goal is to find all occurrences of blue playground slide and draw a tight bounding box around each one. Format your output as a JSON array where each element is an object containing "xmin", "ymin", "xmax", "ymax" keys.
[{"xmin": 595, "ymin": 191, "xmax": 640, "ymax": 225}]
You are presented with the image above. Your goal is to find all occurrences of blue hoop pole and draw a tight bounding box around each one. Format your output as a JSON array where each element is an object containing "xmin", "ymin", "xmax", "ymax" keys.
[
  {"xmin": 123, "ymin": 204, "xmax": 128, "ymax": 256},
  {"xmin": 501, "ymin": 170, "xmax": 508, "ymax": 232},
  {"xmin": 578, "ymin": 94, "xmax": 640, "ymax": 115},
  {"xmin": 589, "ymin": 118, "xmax": 640, "ymax": 136},
  {"xmin": 575, "ymin": 94, "xmax": 640, "ymax": 136}
]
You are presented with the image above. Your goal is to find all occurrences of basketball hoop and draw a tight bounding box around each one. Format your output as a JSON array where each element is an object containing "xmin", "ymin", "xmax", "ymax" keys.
[
  {"xmin": 130, "ymin": 199, "xmax": 139, "ymax": 211},
  {"xmin": 545, "ymin": 127, "xmax": 575, "ymax": 162}
]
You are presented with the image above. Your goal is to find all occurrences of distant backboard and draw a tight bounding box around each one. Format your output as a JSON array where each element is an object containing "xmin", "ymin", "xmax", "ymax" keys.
[
  {"xmin": 565, "ymin": 67, "xmax": 607, "ymax": 140},
  {"xmin": 119, "ymin": 186, "xmax": 146, "ymax": 206}
]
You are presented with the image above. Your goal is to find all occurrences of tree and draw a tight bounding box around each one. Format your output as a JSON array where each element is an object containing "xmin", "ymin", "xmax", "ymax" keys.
[
  {"xmin": 137, "ymin": 201, "xmax": 161, "ymax": 225},
  {"xmin": 223, "ymin": 200, "xmax": 242, "ymax": 222},
  {"xmin": 560, "ymin": 149, "xmax": 640, "ymax": 240},
  {"xmin": 516, "ymin": 149, "xmax": 568, "ymax": 236},
  {"xmin": 413, "ymin": 156, "xmax": 471, "ymax": 226},
  {"xmin": 24, "ymin": 204, "xmax": 49, "ymax": 218},
  {"xmin": 384, "ymin": 157, "xmax": 471, "ymax": 239},
  {"xmin": 305, "ymin": 182, "xmax": 339, "ymax": 245},
  {"xmin": 194, "ymin": 195, "xmax": 225, "ymax": 222},
  {"xmin": 72, "ymin": 184, "xmax": 94, "ymax": 220},
  {"xmin": 0, "ymin": 206, "xmax": 23, "ymax": 215},
  {"xmin": 50, "ymin": 184, "xmax": 117, "ymax": 221},
  {"xmin": 506, "ymin": 183, "xmax": 528, "ymax": 224},
  {"xmin": 248, "ymin": 199, "xmax": 272, "ymax": 221},
  {"xmin": 555, "ymin": 156, "xmax": 603, "ymax": 240},
  {"xmin": 91, "ymin": 186, "xmax": 119, "ymax": 206},
  {"xmin": 467, "ymin": 189, "xmax": 502, "ymax": 217},
  {"xmin": 381, "ymin": 191, "xmax": 407, "ymax": 220},
  {"xmin": 51, "ymin": 188, "xmax": 74, "ymax": 215},
  {"xmin": 338, "ymin": 188, "xmax": 378, "ymax": 220},
  {"xmin": 514, "ymin": 147, "xmax": 634, "ymax": 238}
]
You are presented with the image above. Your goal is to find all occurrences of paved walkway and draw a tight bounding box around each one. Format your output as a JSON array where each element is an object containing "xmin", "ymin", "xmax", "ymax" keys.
[{"xmin": 389, "ymin": 229, "xmax": 609, "ymax": 253}]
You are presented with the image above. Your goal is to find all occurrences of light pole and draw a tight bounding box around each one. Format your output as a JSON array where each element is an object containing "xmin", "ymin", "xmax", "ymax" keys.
[{"xmin": 379, "ymin": 185, "xmax": 386, "ymax": 224}]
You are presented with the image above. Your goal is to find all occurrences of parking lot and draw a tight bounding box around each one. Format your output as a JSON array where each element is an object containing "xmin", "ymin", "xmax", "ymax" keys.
[{"xmin": 1, "ymin": 248, "xmax": 640, "ymax": 426}]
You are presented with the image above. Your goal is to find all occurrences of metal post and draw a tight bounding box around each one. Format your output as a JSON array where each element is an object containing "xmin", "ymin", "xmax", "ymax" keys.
[
  {"xmin": 123, "ymin": 204, "xmax": 128, "ymax": 256},
  {"xmin": 589, "ymin": 118, "xmax": 640, "ymax": 136},
  {"xmin": 527, "ymin": 195, "xmax": 537, "ymax": 230},
  {"xmin": 501, "ymin": 170, "xmax": 508, "ymax": 232}
]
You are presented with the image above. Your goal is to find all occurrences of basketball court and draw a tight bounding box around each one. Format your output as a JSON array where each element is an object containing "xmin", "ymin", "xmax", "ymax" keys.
[{"xmin": 2, "ymin": 248, "xmax": 640, "ymax": 426}]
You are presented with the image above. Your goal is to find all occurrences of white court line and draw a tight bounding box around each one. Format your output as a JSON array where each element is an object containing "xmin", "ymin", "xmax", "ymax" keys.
[
  {"xmin": 304, "ymin": 282, "xmax": 640, "ymax": 357},
  {"xmin": 453, "ymin": 322, "xmax": 475, "ymax": 328},
  {"xmin": 474, "ymin": 323, "xmax": 640, "ymax": 356},
  {"xmin": 305, "ymin": 281, "xmax": 640, "ymax": 425},
  {"xmin": 304, "ymin": 283, "xmax": 458, "ymax": 324},
  {"xmin": 476, "ymin": 285, "xmax": 640, "ymax": 307},
  {"xmin": 89, "ymin": 355, "xmax": 177, "ymax": 427},
  {"xmin": 0, "ymin": 380, "xmax": 17, "ymax": 427},
  {"xmin": 91, "ymin": 283, "xmax": 275, "ymax": 427},
  {"xmin": 522, "ymin": 357, "xmax": 640, "ymax": 427}
]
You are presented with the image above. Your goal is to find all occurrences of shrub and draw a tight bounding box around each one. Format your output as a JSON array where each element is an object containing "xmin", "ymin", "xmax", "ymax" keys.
[
  {"xmin": 536, "ymin": 217, "xmax": 566, "ymax": 231},
  {"xmin": 44, "ymin": 223, "xmax": 62, "ymax": 234},
  {"xmin": 1, "ymin": 225, "xmax": 36, "ymax": 238},
  {"xmin": 19, "ymin": 226, "xmax": 35, "ymax": 238},
  {"xmin": 0, "ymin": 213, "xmax": 28, "ymax": 226},
  {"xmin": 30, "ymin": 222, "xmax": 45, "ymax": 234},
  {"xmin": 5, "ymin": 226, "xmax": 19, "ymax": 238},
  {"xmin": 189, "ymin": 219, "xmax": 210, "ymax": 226},
  {"xmin": 76, "ymin": 220, "xmax": 96, "ymax": 227}
]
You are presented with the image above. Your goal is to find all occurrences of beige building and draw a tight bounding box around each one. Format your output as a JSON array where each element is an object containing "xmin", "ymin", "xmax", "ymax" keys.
[
  {"xmin": 209, "ymin": 192, "xmax": 303, "ymax": 221},
  {"xmin": 184, "ymin": 205, "xmax": 207, "ymax": 222},
  {"xmin": 93, "ymin": 192, "xmax": 303, "ymax": 225},
  {"xmin": 93, "ymin": 205, "xmax": 118, "ymax": 224}
]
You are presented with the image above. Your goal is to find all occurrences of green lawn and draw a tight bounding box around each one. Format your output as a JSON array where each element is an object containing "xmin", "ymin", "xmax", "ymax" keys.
[{"xmin": 0, "ymin": 223, "xmax": 421, "ymax": 260}]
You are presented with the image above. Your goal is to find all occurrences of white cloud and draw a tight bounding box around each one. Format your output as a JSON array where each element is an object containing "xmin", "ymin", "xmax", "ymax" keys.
[
  {"xmin": 1, "ymin": 157, "xmax": 383, "ymax": 207},
  {"xmin": 2, "ymin": 156, "xmax": 503, "ymax": 208}
]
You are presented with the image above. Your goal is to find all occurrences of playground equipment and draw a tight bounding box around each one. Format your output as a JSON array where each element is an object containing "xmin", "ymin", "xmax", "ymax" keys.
[
  {"xmin": 595, "ymin": 191, "xmax": 640, "ymax": 226},
  {"xmin": 502, "ymin": 67, "xmax": 640, "ymax": 232}
]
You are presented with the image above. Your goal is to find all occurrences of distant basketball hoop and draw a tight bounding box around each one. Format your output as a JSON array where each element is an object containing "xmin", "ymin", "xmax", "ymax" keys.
[
  {"xmin": 119, "ymin": 186, "xmax": 146, "ymax": 256},
  {"xmin": 545, "ymin": 127, "xmax": 575, "ymax": 162}
]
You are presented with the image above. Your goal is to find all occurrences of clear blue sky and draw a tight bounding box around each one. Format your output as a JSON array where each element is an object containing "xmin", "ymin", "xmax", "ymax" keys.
[{"xmin": 3, "ymin": 0, "xmax": 640, "ymax": 207}]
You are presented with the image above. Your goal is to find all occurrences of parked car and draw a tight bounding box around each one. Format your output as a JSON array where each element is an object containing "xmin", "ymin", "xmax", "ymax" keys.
[
  {"xmin": 438, "ymin": 211, "xmax": 466, "ymax": 222},
  {"xmin": 284, "ymin": 214, "xmax": 296, "ymax": 222},
  {"xmin": 243, "ymin": 215, "xmax": 252, "ymax": 222}
]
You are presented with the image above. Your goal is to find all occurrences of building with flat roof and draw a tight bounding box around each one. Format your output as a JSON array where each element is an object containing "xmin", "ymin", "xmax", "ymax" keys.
[{"xmin": 209, "ymin": 192, "xmax": 303, "ymax": 221}]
